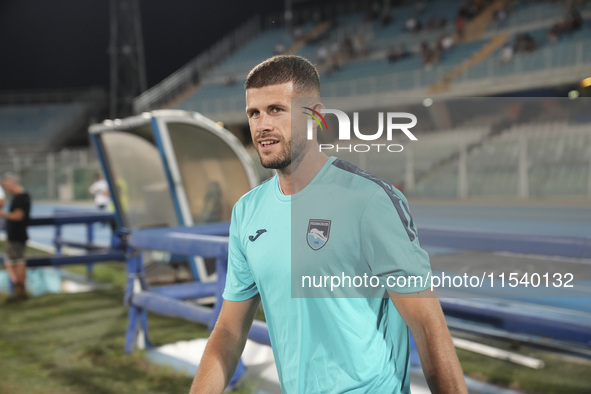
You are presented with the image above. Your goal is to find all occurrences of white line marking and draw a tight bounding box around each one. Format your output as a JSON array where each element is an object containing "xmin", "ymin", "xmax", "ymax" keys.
[{"xmin": 494, "ymin": 251, "xmax": 591, "ymax": 265}]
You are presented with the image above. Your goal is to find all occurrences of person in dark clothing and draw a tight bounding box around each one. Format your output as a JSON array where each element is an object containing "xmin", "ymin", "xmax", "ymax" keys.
[{"xmin": 0, "ymin": 173, "xmax": 31, "ymax": 302}]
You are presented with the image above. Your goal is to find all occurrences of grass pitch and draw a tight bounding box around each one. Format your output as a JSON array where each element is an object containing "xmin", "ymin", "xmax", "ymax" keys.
[{"xmin": 1, "ymin": 240, "xmax": 590, "ymax": 393}]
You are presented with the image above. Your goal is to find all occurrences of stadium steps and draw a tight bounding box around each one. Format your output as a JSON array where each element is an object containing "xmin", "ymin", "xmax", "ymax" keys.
[
  {"xmin": 160, "ymin": 83, "xmax": 201, "ymax": 111},
  {"xmin": 284, "ymin": 20, "xmax": 331, "ymax": 56},
  {"xmin": 429, "ymin": 32, "xmax": 511, "ymax": 93},
  {"xmin": 462, "ymin": 0, "xmax": 511, "ymax": 41}
]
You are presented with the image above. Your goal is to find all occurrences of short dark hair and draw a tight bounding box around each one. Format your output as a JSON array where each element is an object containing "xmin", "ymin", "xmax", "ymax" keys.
[
  {"xmin": 2, "ymin": 172, "xmax": 19, "ymax": 184},
  {"xmin": 245, "ymin": 55, "xmax": 320, "ymax": 96}
]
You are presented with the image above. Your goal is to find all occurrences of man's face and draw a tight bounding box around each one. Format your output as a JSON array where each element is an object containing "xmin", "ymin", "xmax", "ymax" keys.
[
  {"xmin": 246, "ymin": 82, "xmax": 308, "ymax": 170},
  {"xmin": 1, "ymin": 180, "xmax": 14, "ymax": 194}
]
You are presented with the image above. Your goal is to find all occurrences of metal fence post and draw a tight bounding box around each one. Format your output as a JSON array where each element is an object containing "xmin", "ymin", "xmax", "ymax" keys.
[
  {"xmin": 457, "ymin": 141, "xmax": 468, "ymax": 199},
  {"xmin": 405, "ymin": 146, "xmax": 415, "ymax": 192},
  {"xmin": 47, "ymin": 152, "xmax": 56, "ymax": 200},
  {"xmin": 518, "ymin": 132, "xmax": 529, "ymax": 199}
]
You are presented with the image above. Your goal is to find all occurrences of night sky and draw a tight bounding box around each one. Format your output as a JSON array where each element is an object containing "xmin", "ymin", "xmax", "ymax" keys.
[{"xmin": 0, "ymin": 0, "xmax": 284, "ymax": 91}]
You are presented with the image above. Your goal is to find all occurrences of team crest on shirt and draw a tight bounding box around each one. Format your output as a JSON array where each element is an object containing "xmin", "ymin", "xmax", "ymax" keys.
[{"xmin": 307, "ymin": 219, "xmax": 331, "ymax": 250}]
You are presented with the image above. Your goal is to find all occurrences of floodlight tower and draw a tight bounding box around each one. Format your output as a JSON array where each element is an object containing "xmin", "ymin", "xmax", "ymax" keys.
[{"xmin": 109, "ymin": 0, "xmax": 148, "ymax": 118}]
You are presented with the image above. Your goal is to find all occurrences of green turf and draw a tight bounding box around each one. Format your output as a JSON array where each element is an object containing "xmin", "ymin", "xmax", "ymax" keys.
[
  {"xmin": 63, "ymin": 262, "xmax": 128, "ymax": 288},
  {"xmin": 0, "ymin": 288, "xmax": 201, "ymax": 394},
  {"xmin": 2, "ymin": 241, "xmax": 590, "ymax": 393},
  {"xmin": 0, "ymin": 240, "xmax": 256, "ymax": 393},
  {"xmin": 455, "ymin": 339, "xmax": 591, "ymax": 394}
]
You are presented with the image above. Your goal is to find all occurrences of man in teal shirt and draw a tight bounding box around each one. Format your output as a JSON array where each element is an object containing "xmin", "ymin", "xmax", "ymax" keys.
[{"xmin": 190, "ymin": 55, "xmax": 466, "ymax": 393}]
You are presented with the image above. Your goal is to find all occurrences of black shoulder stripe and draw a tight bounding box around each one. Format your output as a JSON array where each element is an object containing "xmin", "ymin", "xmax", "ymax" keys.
[{"xmin": 331, "ymin": 158, "xmax": 417, "ymax": 242}]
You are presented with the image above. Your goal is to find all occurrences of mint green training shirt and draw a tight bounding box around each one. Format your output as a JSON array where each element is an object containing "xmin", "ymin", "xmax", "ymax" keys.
[{"xmin": 223, "ymin": 157, "xmax": 431, "ymax": 393}]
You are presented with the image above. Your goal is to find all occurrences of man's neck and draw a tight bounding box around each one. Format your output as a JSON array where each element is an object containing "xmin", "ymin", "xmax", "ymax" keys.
[{"xmin": 277, "ymin": 150, "xmax": 328, "ymax": 195}]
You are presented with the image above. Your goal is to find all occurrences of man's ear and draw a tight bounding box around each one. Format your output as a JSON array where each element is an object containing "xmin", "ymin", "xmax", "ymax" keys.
[{"xmin": 311, "ymin": 102, "xmax": 325, "ymax": 112}]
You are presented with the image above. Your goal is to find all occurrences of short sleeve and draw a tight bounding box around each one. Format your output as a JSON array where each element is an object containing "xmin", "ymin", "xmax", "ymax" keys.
[
  {"xmin": 13, "ymin": 195, "xmax": 23, "ymax": 210},
  {"xmin": 361, "ymin": 186, "xmax": 431, "ymax": 293},
  {"xmin": 222, "ymin": 203, "xmax": 259, "ymax": 301}
]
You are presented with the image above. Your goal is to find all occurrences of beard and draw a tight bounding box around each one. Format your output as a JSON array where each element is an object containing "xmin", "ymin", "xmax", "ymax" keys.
[
  {"xmin": 260, "ymin": 154, "xmax": 292, "ymax": 170},
  {"xmin": 259, "ymin": 142, "xmax": 291, "ymax": 169},
  {"xmin": 258, "ymin": 134, "xmax": 307, "ymax": 170}
]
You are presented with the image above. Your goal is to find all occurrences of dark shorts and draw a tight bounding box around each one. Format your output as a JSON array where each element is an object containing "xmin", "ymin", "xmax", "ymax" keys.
[{"xmin": 6, "ymin": 241, "xmax": 26, "ymax": 263}]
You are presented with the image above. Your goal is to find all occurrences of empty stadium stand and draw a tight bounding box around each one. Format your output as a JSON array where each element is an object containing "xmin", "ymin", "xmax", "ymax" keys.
[
  {"xmin": 411, "ymin": 120, "xmax": 591, "ymax": 199},
  {"xmin": 0, "ymin": 103, "xmax": 90, "ymax": 151}
]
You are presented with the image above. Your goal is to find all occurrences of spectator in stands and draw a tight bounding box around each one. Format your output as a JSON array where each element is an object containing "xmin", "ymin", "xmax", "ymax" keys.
[
  {"xmin": 421, "ymin": 40, "xmax": 440, "ymax": 68},
  {"xmin": 416, "ymin": 1, "xmax": 427, "ymax": 14},
  {"xmin": 494, "ymin": 7, "xmax": 508, "ymax": 24},
  {"xmin": 312, "ymin": 9, "xmax": 323, "ymax": 24},
  {"xmin": 89, "ymin": 173, "xmax": 110, "ymax": 210},
  {"xmin": 321, "ymin": 38, "xmax": 344, "ymax": 77},
  {"xmin": 438, "ymin": 32, "xmax": 455, "ymax": 52},
  {"xmin": 351, "ymin": 35, "xmax": 363, "ymax": 58},
  {"xmin": 367, "ymin": 1, "xmax": 382, "ymax": 21},
  {"xmin": 548, "ymin": 22, "xmax": 562, "ymax": 42},
  {"xmin": 455, "ymin": 14, "xmax": 465, "ymax": 38},
  {"xmin": 387, "ymin": 43, "xmax": 410, "ymax": 63},
  {"xmin": 405, "ymin": 16, "xmax": 420, "ymax": 32},
  {"xmin": 522, "ymin": 33, "xmax": 537, "ymax": 53},
  {"xmin": 457, "ymin": 0, "xmax": 491, "ymax": 22},
  {"xmin": 292, "ymin": 26, "xmax": 304, "ymax": 41},
  {"xmin": 472, "ymin": 0, "xmax": 487, "ymax": 16},
  {"xmin": 274, "ymin": 43, "xmax": 286, "ymax": 55},
  {"xmin": 498, "ymin": 42, "xmax": 514, "ymax": 63},
  {"xmin": 358, "ymin": 23, "xmax": 373, "ymax": 57},
  {"xmin": 458, "ymin": 2, "xmax": 472, "ymax": 19},
  {"xmin": 548, "ymin": 6, "xmax": 584, "ymax": 42},
  {"xmin": 316, "ymin": 44, "xmax": 328, "ymax": 65},
  {"xmin": 513, "ymin": 34, "xmax": 524, "ymax": 53},
  {"xmin": 513, "ymin": 33, "xmax": 537, "ymax": 54},
  {"xmin": 341, "ymin": 24, "xmax": 372, "ymax": 60},
  {"xmin": 387, "ymin": 46, "xmax": 399, "ymax": 63},
  {"xmin": 0, "ymin": 173, "xmax": 31, "ymax": 302},
  {"xmin": 327, "ymin": 39, "xmax": 343, "ymax": 69},
  {"xmin": 564, "ymin": 7, "xmax": 583, "ymax": 33},
  {"xmin": 414, "ymin": 18, "xmax": 423, "ymax": 32},
  {"xmin": 379, "ymin": 7, "xmax": 394, "ymax": 27},
  {"xmin": 342, "ymin": 37, "xmax": 355, "ymax": 60},
  {"xmin": 570, "ymin": 7, "xmax": 583, "ymax": 31},
  {"xmin": 425, "ymin": 16, "xmax": 449, "ymax": 31}
]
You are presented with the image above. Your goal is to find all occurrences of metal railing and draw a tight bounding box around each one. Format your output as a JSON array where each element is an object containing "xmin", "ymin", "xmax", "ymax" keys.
[
  {"xmin": 457, "ymin": 38, "xmax": 591, "ymax": 82},
  {"xmin": 340, "ymin": 126, "xmax": 591, "ymax": 200},
  {"xmin": 486, "ymin": 4, "xmax": 591, "ymax": 34},
  {"xmin": 0, "ymin": 148, "xmax": 100, "ymax": 201}
]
